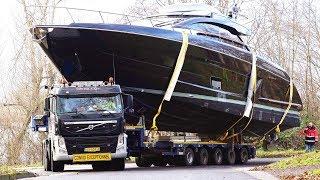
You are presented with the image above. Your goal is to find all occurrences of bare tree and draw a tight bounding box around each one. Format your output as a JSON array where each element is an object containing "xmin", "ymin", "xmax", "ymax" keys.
[{"xmin": 1, "ymin": 0, "xmax": 61, "ymax": 165}]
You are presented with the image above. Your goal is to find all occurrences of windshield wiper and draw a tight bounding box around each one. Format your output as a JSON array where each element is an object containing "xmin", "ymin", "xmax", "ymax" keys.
[
  {"xmin": 66, "ymin": 111, "xmax": 86, "ymax": 118},
  {"xmin": 95, "ymin": 109, "xmax": 116, "ymax": 117}
]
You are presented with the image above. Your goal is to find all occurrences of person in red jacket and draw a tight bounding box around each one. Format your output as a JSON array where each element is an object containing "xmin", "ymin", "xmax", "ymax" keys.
[{"xmin": 303, "ymin": 122, "xmax": 319, "ymax": 152}]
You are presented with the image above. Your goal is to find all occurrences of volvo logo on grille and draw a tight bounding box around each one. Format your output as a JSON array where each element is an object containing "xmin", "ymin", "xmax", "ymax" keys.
[{"xmin": 88, "ymin": 125, "xmax": 94, "ymax": 130}]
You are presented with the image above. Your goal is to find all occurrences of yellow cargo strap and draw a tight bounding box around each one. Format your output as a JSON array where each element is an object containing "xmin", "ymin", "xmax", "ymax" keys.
[
  {"xmin": 243, "ymin": 52, "xmax": 257, "ymax": 118},
  {"xmin": 221, "ymin": 52, "xmax": 257, "ymax": 140},
  {"xmin": 150, "ymin": 30, "xmax": 189, "ymax": 131},
  {"xmin": 275, "ymin": 78, "xmax": 293, "ymax": 133},
  {"xmin": 259, "ymin": 78, "xmax": 293, "ymax": 142}
]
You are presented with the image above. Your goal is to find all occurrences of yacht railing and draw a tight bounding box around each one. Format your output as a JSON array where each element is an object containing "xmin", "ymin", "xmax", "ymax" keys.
[
  {"xmin": 29, "ymin": 6, "xmax": 269, "ymax": 60},
  {"xmin": 26, "ymin": 5, "xmax": 178, "ymax": 27}
]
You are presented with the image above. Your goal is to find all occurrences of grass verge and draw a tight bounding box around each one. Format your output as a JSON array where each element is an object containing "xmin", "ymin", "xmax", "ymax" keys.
[
  {"xmin": 268, "ymin": 151, "xmax": 320, "ymax": 169},
  {"xmin": 0, "ymin": 162, "xmax": 41, "ymax": 178},
  {"xmin": 256, "ymin": 149, "xmax": 304, "ymax": 158},
  {"xmin": 0, "ymin": 165, "xmax": 16, "ymax": 175},
  {"xmin": 309, "ymin": 169, "xmax": 320, "ymax": 175}
]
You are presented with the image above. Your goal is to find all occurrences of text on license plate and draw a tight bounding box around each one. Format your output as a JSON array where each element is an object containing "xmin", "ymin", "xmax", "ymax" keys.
[{"xmin": 73, "ymin": 153, "xmax": 111, "ymax": 162}]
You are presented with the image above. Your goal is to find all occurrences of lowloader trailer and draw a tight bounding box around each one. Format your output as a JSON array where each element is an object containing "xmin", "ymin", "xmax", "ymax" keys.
[
  {"xmin": 31, "ymin": 82, "xmax": 255, "ymax": 172},
  {"xmin": 126, "ymin": 122, "xmax": 256, "ymax": 167}
]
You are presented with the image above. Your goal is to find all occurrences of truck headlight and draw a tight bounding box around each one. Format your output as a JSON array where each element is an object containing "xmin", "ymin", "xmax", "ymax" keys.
[
  {"xmin": 54, "ymin": 136, "xmax": 67, "ymax": 154},
  {"xmin": 58, "ymin": 136, "xmax": 66, "ymax": 148},
  {"xmin": 118, "ymin": 134, "xmax": 124, "ymax": 146}
]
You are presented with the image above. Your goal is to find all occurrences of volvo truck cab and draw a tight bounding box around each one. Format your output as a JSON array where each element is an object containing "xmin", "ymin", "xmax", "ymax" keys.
[{"xmin": 31, "ymin": 81, "xmax": 133, "ymax": 172}]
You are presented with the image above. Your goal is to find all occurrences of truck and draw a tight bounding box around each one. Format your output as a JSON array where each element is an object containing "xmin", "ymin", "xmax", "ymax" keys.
[{"xmin": 31, "ymin": 81, "xmax": 256, "ymax": 172}]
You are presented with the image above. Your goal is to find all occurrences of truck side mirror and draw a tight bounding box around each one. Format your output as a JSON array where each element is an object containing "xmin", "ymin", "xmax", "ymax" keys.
[
  {"xmin": 31, "ymin": 115, "xmax": 48, "ymax": 132},
  {"xmin": 126, "ymin": 95, "xmax": 133, "ymax": 109},
  {"xmin": 44, "ymin": 98, "xmax": 50, "ymax": 111},
  {"xmin": 123, "ymin": 94, "xmax": 134, "ymax": 114}
]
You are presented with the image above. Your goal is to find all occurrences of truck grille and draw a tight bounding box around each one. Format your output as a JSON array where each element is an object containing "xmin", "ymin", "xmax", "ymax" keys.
[
  {"xmin": 60, "ymin": 118, "xmax": 123, "ymax": 136},
  {"xmin": 64, "ymin": 136, "xmax": 118, "ymax": 155}
]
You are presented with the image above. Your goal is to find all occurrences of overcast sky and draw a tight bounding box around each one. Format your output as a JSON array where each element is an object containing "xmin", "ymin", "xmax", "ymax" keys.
[{"xmin": 0, "ymin": 0, "xmax": 135, "ymax": 99}]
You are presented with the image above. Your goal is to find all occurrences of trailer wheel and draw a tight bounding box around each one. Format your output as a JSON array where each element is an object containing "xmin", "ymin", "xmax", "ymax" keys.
[
  {"xmin": 211, "ymin": 148, "xmax": 223, "ymax": 165},
  {"xmin": 236, "ymin": 147, "xmax": 249, "ymax": 164},
  {"xmin": 135, "ymin": 156, "xmax": 152, "ymax": 167},
  {"xmin": 224, "ymin": 149, "xmax": 236, "ymax": 165},
  {"xmin": 110, "ymin": 158, "xmax": 125, "ymax": 171},
  {"xmin": 183, "ymin": 148, "xmax": 195, "ymax": 166},
  {"xmin": 153, "ymin": 157, "xmax": 167, "ymax": 167},
  {"xmin": 196, "ymin": 148, "xmax": 209, "ymax": 165}
]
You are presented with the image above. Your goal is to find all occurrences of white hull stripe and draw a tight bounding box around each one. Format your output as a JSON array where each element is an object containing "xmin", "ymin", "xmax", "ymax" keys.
[
  {"xmin": 178, "ymin": 80, "xmax": 243, "ymax": 98},
  {"xmin": 64, "ymin": 120, "xmax": 117, "ymax": 125},
  {"xmin": 124, "ymin": 87, "xmax": 300, "ymax": 116}
]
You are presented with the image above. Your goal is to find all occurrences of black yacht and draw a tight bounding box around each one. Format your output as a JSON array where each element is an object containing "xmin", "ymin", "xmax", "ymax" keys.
[{"xmin": 31, "ymin": 4, "xmax": 302, "ymax": 137}]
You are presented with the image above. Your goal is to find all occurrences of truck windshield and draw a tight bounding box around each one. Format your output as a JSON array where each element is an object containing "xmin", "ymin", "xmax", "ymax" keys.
[{"xmin": 57, "ymin": 95, "xmax": 122, "ymax": 114}]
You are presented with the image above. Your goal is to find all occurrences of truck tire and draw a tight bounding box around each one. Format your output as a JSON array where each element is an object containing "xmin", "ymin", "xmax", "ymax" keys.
[
  {"xmin": 153, "ymin": 157, "xmax": 167, "ymax": 167},
  {"xmin": 50, "ymin": 144, "xmax": 64, "ymax": 172},
  {"xmin": 110, "ymin": 158, "xmax": 125, "ymax": 171},
  {"xmin": 43, "ymin": 144, "xmax": 51, "ymax": 171},
  {"xmin": 236, "ymin": 147, "xmax": 249, "ymax": 164},
  {"xmin": 224, "ymin": 149, "xmax": 236, "ymax": 165},
  {"xmin": 196, "ymin": 148, "xmax": 209, "ymax": 165},
  {"xmin": 182, "ymin": 147, "xmax": 195, "ymax": 166},
  {"xmin": 51, "ymin": 159, "xmax": 64, "ymax": 172},
  {"xmin": 135, "ymin": 156, "xmax": 152, "ymax": 167},
  {"xmin": 211, "ymin": 148, "xmax": 223, "ymax": 165},
  {"xmin": 167, "ymin": 157, "xmax": 175, "ymax": 166},
  {"xmin": 92, "ymin": 161, "xmax": 111, "ymax": 171}
]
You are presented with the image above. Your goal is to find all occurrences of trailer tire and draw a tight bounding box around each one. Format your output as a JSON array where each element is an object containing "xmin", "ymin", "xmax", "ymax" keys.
[
  {"xmin": 196, "ymin": 148, "xmax": 209, "ymax": 165},
  {"xmin": 135, "ymin": 156, "xmax": 152, "ymax": 167},
  {"xmin": 110, "ymin": 158, "xmax": 125, "ymax": 171},
  {"xmin": 224, "ymin": 149, "xmax": 236, "ymax": 165},
  {"xmin": 236, "ymin": 147, "xmax": 249, "ymax": 164},
  {"xmin": 211, "ymin": 148, "xmax": 223, "ymax": 165},
  {"xmin": 183, "ymin": 148, "xmax": 195, "ymax": 166}
]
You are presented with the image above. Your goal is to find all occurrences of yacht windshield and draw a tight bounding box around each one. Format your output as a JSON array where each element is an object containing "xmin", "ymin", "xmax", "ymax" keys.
[{"xmin": 57, "ymin": 95, "xmax": 123, "ymax": 114}]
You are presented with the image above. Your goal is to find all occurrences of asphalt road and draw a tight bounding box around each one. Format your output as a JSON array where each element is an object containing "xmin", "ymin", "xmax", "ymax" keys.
[{"xmin": 23, "ymin": 158, "xmax": 280, "ymax": 180}]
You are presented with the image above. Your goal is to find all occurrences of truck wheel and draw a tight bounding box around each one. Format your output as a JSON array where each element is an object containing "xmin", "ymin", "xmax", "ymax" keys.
[
  {"xmin": 135, "ymin": 156, "xmax": 152, "ymax": 167},
  {"xmin": 43, "ymin": 144, "xmax": 51, "ymax": 171},
  {"xmin": 236, "ymin": 147, "xmax": 249, "ymax": 164},
  {"xmin": 224, "ymin": 149, "xmax": 236, "ymax": 165},
  {"xmin": 92, "ymin": 161, "xmax": 111, "ymax": 171},
  {"xmin": 183, "ymin": 148, "xmax": 195, "ymax": 166},
  {"xmin": 196, "ymin": 148, "xmax": 209, "ymax": 165},
  {"xmin": 211, "ymin": 148, "xmax": 223, "ymax": 165},
  {"xmin": 110, "ymin": 158, "xmax": 125, "ymax": 171},
  {"xmin": 153, "ymin": 157, "xmax": 167, "ymax": 167},
  {"xmin": 51, "ymin": 159, "xmax": 64, "ymax": 172},
  {"xmin": 50, "ymin": 147, "xmax": 64, "ymax": 172},
  {"xmin": 167, "ymin": 157, "xmax": 175, "ymax": 166}
]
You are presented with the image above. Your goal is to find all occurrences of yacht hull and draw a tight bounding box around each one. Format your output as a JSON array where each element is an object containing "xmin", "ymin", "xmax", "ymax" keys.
[{"xmin": 32, "ymin": 23, "xmax": 301, "ymax": 136}]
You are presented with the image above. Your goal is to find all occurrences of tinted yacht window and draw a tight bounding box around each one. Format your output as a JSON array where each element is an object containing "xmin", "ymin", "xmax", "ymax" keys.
[{"xmin": 189, "ymin": 23, "xmax": 244, "ymax": 48}]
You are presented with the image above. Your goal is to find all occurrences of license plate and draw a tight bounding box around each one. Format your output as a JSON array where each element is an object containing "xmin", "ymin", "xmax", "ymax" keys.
[
  {"xmin": 84, "ymin": 147, "xmax": 100, "ymax": 152},
  {"xmin": 73, "ymin": 153, "xmax": 111, "ymax": 162}
]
